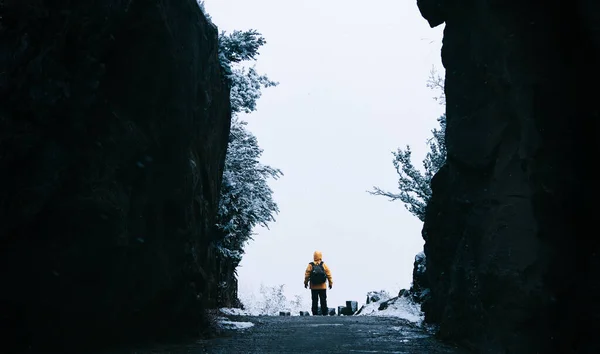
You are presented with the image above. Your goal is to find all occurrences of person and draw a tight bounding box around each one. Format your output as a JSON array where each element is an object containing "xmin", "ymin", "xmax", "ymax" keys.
[{"xmin": 304, "ymin": 250, "xmax": 333, "ymax": 316}]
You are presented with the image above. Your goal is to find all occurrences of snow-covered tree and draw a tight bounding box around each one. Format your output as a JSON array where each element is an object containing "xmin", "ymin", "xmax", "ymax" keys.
[
  {"xmin": 196, "ymin": 1, "xmax": 212, "ymax": 22},
  {"xmin": 215, "ymin": 117, "xmax": 282, "ymax": 262},
  {"xmin": 214, "ymin": 28, "xmax": 281, "ymax": 263},
  {"xmin": 219, "ymin": 30, "xmax": 278, "ymax": 114},
  {"xmin": 369, "ymin": 68, "xmax": 446, "ymax": 221}
]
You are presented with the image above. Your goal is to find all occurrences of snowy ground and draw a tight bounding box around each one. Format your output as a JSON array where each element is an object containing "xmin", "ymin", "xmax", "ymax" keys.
[{"xmin": 354, "ymin": 294, "xmax": 424, "ymax": 324}]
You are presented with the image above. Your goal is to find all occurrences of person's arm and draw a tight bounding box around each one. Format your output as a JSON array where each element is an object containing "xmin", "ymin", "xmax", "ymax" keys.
[
  {"xmin": 304, "ymin": 263, "xmax": 312, "ymax": 288},
  {"xmin": 324, "ymin": 263, "xmax": 333, "ymax": 289}
]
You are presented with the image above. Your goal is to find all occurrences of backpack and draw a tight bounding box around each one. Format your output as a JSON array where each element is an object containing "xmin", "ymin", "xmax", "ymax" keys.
[{"xmin": 309, "ymin": 262, "xmax": 327, "ymax": 284}]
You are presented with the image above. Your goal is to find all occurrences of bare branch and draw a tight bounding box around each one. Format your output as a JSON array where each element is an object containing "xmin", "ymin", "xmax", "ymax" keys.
[
  {"xmin": 368, "ymin": 187, "xmax": 402, "ymax": 201},
  {"xmin": 426, "ymin": 66, "xmax": 445, "ymax": 105}
]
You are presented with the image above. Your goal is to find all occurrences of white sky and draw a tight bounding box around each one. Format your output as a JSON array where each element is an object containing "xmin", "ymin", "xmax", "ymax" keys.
[{"xmin": 204, "ymin": 0, "xmax": 445, "ymax": 310}]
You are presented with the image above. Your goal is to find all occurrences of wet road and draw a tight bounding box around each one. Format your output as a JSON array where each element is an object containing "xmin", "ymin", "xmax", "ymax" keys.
[{"xmin": 194, "ymin": 315, "xmax": 466, "ymax": 354}]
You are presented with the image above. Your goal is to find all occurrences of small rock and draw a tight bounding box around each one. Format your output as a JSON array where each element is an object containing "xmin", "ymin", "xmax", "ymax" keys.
[
  {"xmin": 299, "ymin": 311, "xmax": 310, "ymax": 316},
  {"xmin": 346, "ymin": 301, "xmax": 358, "ymax": 314},
  {"xmin": 337, "ymin": 306, "xmax": 346, "ymax": 316},
  {"xmin": 279, "ymin": 311, "xmax": 291, "ymax": 316},
  {"xmin": 328, "ymin": 308, "xmax": 336, "ymax": 316},
  {"xmin": 378, "ymin": 298, "xmax": 392, "ymax": 311}
]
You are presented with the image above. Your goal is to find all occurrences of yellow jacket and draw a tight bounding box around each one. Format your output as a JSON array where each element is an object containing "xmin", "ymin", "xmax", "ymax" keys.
[{"xmin": 304, "ymin": 251, "xmax": 333, "ymax": 290}]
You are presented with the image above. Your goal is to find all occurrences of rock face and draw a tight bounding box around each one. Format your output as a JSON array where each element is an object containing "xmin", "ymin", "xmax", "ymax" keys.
[
  {"xmin": 0, "ymin": 1, "xmax": 231, "ymax": 352},
  {"xmin": 416, "ymin": 0, "xmax": 600, "ymax": 352}
]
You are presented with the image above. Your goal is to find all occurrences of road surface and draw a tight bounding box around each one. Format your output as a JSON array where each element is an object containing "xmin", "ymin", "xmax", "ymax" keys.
[
  {"xmin": 104, "ymin": 315, "xmax": 467, "ymax": 353},
  {"xmin": 194, "ymin": 315, "xmax": 465, "ymax": 353}
]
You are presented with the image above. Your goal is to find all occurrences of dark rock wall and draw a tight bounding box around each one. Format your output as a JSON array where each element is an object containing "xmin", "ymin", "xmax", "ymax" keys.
[
  {"xmin": 0, "ymin": 0, "xmax": 231, "ymax": 352},
  {"xmin": 416, "ymin": 0, "xmax": 600, "ymax": 352}
]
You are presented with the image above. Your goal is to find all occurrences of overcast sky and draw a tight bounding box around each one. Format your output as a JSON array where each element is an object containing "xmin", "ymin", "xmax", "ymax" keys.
[{"xmin": 204, "ymin": 0, "xmax": 445, "ymax": 309}]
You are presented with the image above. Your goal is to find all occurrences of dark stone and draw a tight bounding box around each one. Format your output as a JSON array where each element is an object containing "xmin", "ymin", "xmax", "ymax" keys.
[
  {"xmin": 279, "ymin": 312, "xmax": 291, "ymax": 316},
  {"xmin": 0, "ymin": 1, "xmax": 231, "ymax": 352},
  {"xmin": 328, "ymin": 308, "xmax": 336, "ymax": 316},
  {"xmin": 338, "ymin": 306, "xmax": 346, "ymax": 316},
  {"xmin": 415, "ymin": 0, "xmax": 600, "ymax": 352},
  {"xmin": 378, "ymin": 300, "xmax": 391, "ymax": 311},
  {"xmin": 346, "ymin": 301, "xmax": 358, "ymax": 314},
  {"xmin": 341, "ymin": 307, "xmax": 353, "ymax": 316},
  {"xmin": 299, "ymin": 311, "xmax": 310, "ymax": 316},
  {"xmin": 416, "ymin": 0, "xmax": 447, "ymax": 28},
  {"xmin": 409, "ymin": 252, "xmax": 431, "ymax": 303},
  {"xmin": 398, "ymin": 289, "xmax": 412, "ymax": 298},
  {"xmin": 354, "ymin": 306, "xmax": 364, "ymax": 316}
]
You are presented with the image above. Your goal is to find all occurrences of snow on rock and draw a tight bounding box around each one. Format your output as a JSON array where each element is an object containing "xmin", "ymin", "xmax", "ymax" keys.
[
  {"xmin": 356, "ymin": 294, "xmax": 424, "ymax": 324},
  {"xmin": 415, "ymin": 251, "xmax": 426, "ymax": 274},
  {"xmin": 366, "ymin": 290, "xmax": 391, "ymax": 304},
  {"xmin": 219, "ymin": 308, "xmax": 253, "ymax": 316}
]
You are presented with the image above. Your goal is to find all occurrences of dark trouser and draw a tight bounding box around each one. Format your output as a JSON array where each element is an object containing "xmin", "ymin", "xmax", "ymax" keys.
[{"xmin": 311, "ymin": 289, "xmax": 327, "ymax": 316}]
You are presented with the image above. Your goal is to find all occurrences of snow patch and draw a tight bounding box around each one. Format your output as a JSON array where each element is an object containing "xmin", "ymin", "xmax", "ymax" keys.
[
  {"xmin": 356, "ymin": 295, "xmax": 424, "ymax": 324},
  {"xmin": 216, "ymin": 316, "xmax": 254, "ymax": 330},
  {"xmin": 220, "ymin": 307, "xmax": 252, "ymax": 316}
]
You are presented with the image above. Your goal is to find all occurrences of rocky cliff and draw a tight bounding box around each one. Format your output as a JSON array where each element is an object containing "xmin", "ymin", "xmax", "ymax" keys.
[
  {"xmin": 0, "ymin": 0, "xmax": 231, "ymax": 352},
  {"xmin": 416, "ymin": 0, "xmax": 600, "ymax": 352}
]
